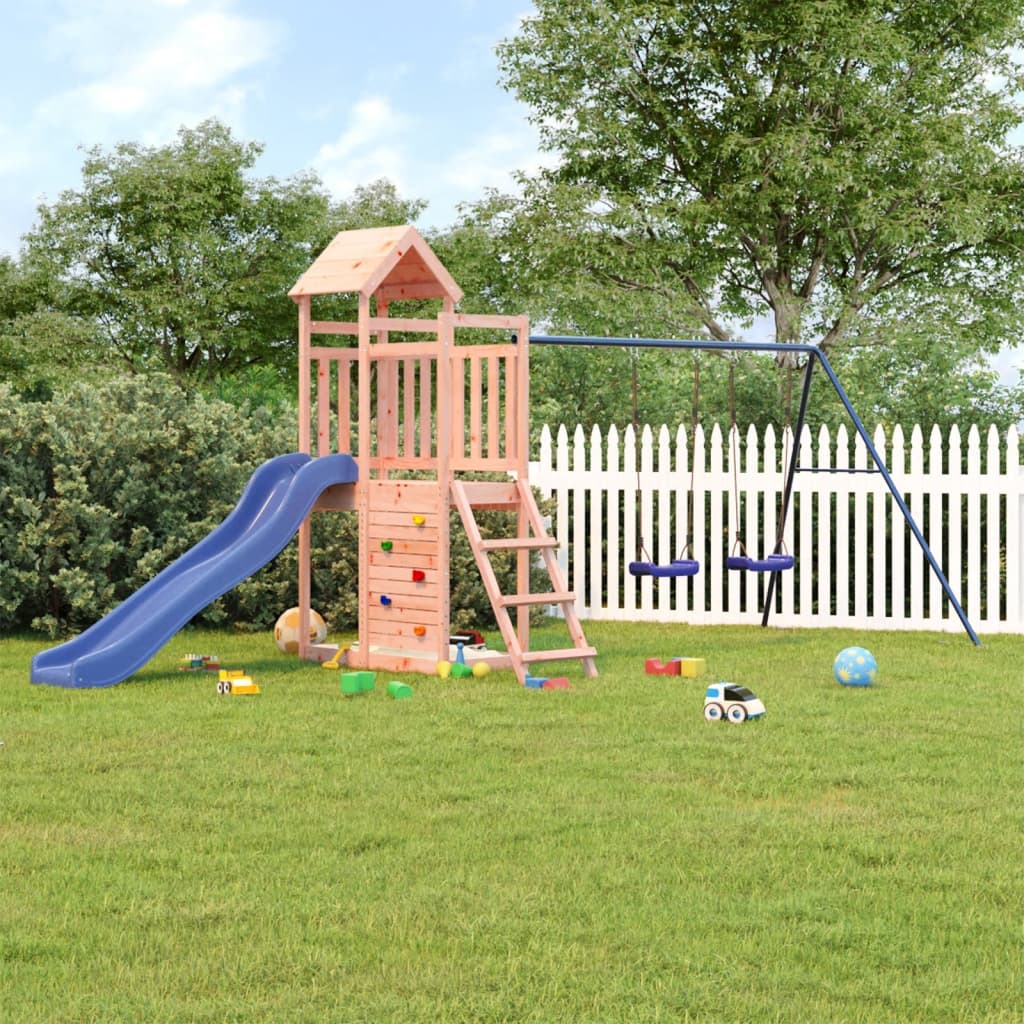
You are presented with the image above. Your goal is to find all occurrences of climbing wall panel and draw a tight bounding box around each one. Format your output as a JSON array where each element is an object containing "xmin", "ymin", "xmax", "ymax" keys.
[{"xmin": 363, "ymin": 480, "xmax": 449, "ymax": 659}]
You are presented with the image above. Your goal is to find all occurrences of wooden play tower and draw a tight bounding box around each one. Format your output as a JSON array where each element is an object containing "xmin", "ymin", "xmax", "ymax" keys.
[{"xmin": 288, "ymin": 225, "xmax": 597, "ymax": 684}]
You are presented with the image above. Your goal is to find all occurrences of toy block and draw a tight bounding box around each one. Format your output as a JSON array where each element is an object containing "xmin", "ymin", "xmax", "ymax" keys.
[
  {"xmin": 542, "ymin": 676, "xmax": 571, "ymax": 690},
  {"xmin": 674, "ymin": 657, "xmax": 707, "ymax": 678},
  {"xmin": 450, "ymin": 663, "xmax": 473, "ymax": 679},
  {"xmin": 645, "ymin": 658, "xmax": 681, "ymax": 676},
  {"xmin": 387, "ymin": 681, "xmax": 414, "ymax": 699},
  {"xmin": 411, "ymin": 569, "xmax": 426, "ymax": 583},
  {"xmin": 380, "ymin": 540, "xmax": 393, "ymax": 551},
  {"xmin": 524, "ymin": 675, "xmax": 547, "ymax": 689},
  {"xmin": 180, "ymin": 654, "xmax": 220, "ymax": 671},
  {"xmin": 341, "ymin": 670, "xmax": 376, "ymax": 695}
]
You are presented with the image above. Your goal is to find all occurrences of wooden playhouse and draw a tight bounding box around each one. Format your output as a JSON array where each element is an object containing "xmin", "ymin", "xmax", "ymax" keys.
[{"xmin": 288, "ymin": 225, "xmax": 597, "ymax": 684}]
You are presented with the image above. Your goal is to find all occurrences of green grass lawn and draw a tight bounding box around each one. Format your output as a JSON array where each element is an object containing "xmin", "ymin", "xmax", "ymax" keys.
[{"xmin": 2, "ymin": 622, "xmax": 1022, "ymax": 1023}]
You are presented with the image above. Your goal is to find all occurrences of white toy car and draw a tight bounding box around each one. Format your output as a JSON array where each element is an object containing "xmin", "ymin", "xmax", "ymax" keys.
[{"xmin": 703, "ymin": 682, "xmax": 765, "ymax": 723}]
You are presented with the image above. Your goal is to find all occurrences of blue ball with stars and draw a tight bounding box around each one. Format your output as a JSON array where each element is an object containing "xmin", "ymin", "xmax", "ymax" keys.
[{"xmin": 833, "ymin": 646, "xmax": 877, "ymax": 687}]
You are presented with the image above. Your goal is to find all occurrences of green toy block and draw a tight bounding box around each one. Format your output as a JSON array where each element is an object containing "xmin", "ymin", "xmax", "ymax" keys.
[
  {"xmin": 387, "ymin": 681, "xmax": 414, "ymax": 699},
  {"xmin": 450, "ymin": 663, "xmax": 474, "ymax": 678},
  {"xmin": 341, "ymin": 670, "xmax": 376, "ymax": 695}
]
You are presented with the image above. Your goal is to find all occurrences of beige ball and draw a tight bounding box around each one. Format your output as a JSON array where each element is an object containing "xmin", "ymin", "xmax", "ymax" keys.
[{"xmin": 274, "ymin": 607, "xmax": 327, "ymax": 654}]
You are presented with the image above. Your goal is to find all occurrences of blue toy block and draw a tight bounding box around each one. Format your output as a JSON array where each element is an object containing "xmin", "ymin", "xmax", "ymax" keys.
[{"xmin": 524, "ymin": 675, "xmax": 547, "ymax": 689}]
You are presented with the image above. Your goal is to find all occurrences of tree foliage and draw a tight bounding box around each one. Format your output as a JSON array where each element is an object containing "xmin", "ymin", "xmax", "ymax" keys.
[
  {"xmin": 488, "ymin": 0, "xmax": 1024, "ymax": 364},
  {"xmin": 17, "ymin": 121, "xmax": 426, "ymax": 387}
]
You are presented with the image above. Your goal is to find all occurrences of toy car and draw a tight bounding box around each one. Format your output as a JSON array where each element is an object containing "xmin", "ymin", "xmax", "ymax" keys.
[
  {"xmin": 217, "ymin": 669, "xmax": 260, "ymax": 696},
  {"xmin": 703, "ymin": 682, "xmax": 765, "ymax": 723}
]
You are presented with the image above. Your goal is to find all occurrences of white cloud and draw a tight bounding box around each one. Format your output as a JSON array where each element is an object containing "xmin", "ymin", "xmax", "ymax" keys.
[
  {"xmin": 440, "ymin": 119, "xmax": 554, "ymax": 196},
  {"xmin": 37, "ymin": 2, "xmax": 276, "ymax": 127},
  {"xmin": 312, "ymin": 96, "xmax": 412, "ymax": 197}
]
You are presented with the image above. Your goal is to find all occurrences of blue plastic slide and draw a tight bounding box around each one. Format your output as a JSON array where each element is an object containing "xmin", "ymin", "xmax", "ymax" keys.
[{"xmin": 31, "ymin": 452, "xmax": 358, "ymax": 689}]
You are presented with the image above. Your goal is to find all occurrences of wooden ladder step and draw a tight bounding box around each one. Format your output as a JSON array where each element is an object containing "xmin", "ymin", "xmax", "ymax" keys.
[
  {"xmin": 478, "ymin": 537, "xmax": 558, "ymax": 551},
  {"xmin": 453, "ymin": 480, "xmax": 520, "ymax": 510},
  {"xmin": 522, "ymin": 647, "xmax": 598, "ymax": 664},
  {"xmin": 499, "ymin": 590, "xmax": 576, "ymax": 607}
]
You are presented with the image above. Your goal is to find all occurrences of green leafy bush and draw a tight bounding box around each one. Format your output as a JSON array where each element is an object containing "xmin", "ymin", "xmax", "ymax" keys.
[
  {"xmin": 0, "ymin": 376, "xmax": 292, "ymax": 635},
  {"xmin": 0, "ymin": 376, "xmax": 536, "ymax": 640}
]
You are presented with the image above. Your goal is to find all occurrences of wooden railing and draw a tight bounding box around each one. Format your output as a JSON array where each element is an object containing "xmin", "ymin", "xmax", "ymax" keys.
[{"xmin": 304, "ymin": 313, "xmax": 527, "ymax": 475}]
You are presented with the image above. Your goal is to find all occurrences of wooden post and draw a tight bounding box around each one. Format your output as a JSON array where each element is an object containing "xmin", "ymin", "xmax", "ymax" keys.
[
  {"xmin": 350, "ymin": 293, "xmax": 372, "ymax": 666},
  {"xmin": 297, "ymin": 295, "xmax": 312, "ymax": 659},
  {"xmin": 437, "ymin": 302, "xmax": 455, "ymax": 665},
  {"xmin": 298, "ymin": 296, "xmax": 312, "ymax": 455},
  {"xmin": 376, "ymin": 297, "xmax": 395, "ymax": 479},
  {"xmin": 515, "ymin": 315, "xmax": 531, "ymax": 650}
]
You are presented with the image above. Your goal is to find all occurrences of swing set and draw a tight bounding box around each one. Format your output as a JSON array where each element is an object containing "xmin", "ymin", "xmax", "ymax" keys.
[
  {"xmin": 529, "ymin": 334, "xmax": 981, "ymax": 646},
  {"xmin": 626, "ymin": 348, "xmax": 795, "ymax": 578}
]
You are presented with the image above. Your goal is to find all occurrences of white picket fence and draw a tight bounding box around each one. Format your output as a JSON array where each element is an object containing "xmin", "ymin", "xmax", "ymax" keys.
[{"xmin": 529, "ymin": 422, "xmax": 1024, "ymax": 635}]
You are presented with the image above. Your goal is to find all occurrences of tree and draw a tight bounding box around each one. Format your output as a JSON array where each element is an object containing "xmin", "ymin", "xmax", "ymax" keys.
[
  {"xmin": 0, "ymin": 255, "xmax": 108, "ymax": 399},
  {"xmin": 487, "ymin": 0, "xmax": 1024, "ymax": 370},
  {"xmin": 19, "ymin": 121, "xmax": 426, "ymax": 386}
]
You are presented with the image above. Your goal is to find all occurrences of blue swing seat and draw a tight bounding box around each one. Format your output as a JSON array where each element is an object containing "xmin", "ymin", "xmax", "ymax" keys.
[
  {"xmin": 725, "ymin": 553, "xmax": 794, "ymax": 573},
  {"xmin": 629, "ymin": 558, "xmax": 700, "ymax": 578}
]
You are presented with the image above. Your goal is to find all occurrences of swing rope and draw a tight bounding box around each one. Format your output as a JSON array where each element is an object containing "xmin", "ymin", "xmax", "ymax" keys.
[
  {"xmin": 725, "ymin": 356, "xmax": 794, "ymax": 574},
  {"xmin": 728, "ymin": 358, "xmax": 746, "ymax": 559},
  {"xmin": 774, "ymin": 366, "xmax": 794, "ymax": 556},
  {"xmin": 628, "ymin": 350, "xmax": 700, "ymax": 578}
]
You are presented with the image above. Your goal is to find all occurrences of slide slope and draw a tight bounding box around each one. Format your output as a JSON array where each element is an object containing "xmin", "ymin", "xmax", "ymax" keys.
[{"xmin": 31, "ymin": 452, "xmax": 357, "ymax": 689}]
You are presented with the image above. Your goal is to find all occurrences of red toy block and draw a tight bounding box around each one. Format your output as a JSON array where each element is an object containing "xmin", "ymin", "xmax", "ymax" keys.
[
  {"xmin": 645, "ymin": 658, "xmax": 681, "ymax": 676},
  {"xmin": 542, "ymin": 676, "xmax": 571, "ymax": 690}
]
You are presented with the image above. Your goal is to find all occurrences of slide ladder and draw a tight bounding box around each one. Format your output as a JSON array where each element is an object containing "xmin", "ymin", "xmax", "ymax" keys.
[{"xmin": 451, "ymin": 478, "xmax": 597, "ymax": 685}]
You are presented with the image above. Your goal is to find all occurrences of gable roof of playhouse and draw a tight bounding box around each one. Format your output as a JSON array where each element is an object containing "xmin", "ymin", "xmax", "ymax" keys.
[{"xmin": 289, "ymin": 224, "xmax": 463, "ymax": 304}]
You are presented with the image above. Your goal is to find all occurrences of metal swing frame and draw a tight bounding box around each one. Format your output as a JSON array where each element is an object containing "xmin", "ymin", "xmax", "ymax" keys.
[{"xmin": 528, "ymin": 334, "xmax": 981, "ymax": 646}]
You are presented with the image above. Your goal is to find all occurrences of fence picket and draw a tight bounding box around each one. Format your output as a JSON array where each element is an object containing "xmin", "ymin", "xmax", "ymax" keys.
[
  {"xmin": 966, "ymin": 426, "xmax": 982, "ymax": 625},
  {"xmin": 871, "ymin": 426, "xmax": 888, "ymax": 622},
  {"xmin": 1008, "ymin": 426, "xmax": 1022, "ymax": 626},
  {"xmin": 927, "ymin": 425, "xmax": 944, "ymax": 623}
]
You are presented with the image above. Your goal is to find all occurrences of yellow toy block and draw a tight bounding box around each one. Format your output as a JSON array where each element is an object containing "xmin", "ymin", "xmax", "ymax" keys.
[{"xmin": 675, "ymin": 658, "xmax": 707, "ymax": 678}]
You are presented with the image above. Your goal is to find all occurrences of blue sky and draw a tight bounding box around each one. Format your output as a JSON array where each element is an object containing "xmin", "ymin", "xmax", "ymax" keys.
[
  {"xmin": 0, "ymin": 0, "xmax": 542, "ymax": 257},
  {"xmin": 1, "ymin": 0, "xmax": 1020, "ymax": 383}
]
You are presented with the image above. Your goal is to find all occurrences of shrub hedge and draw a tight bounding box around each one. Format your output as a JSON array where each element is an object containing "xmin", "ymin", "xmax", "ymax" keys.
[{"xmin": 0, "ymin": 376, "xmax": 535, "ymax": 640}]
